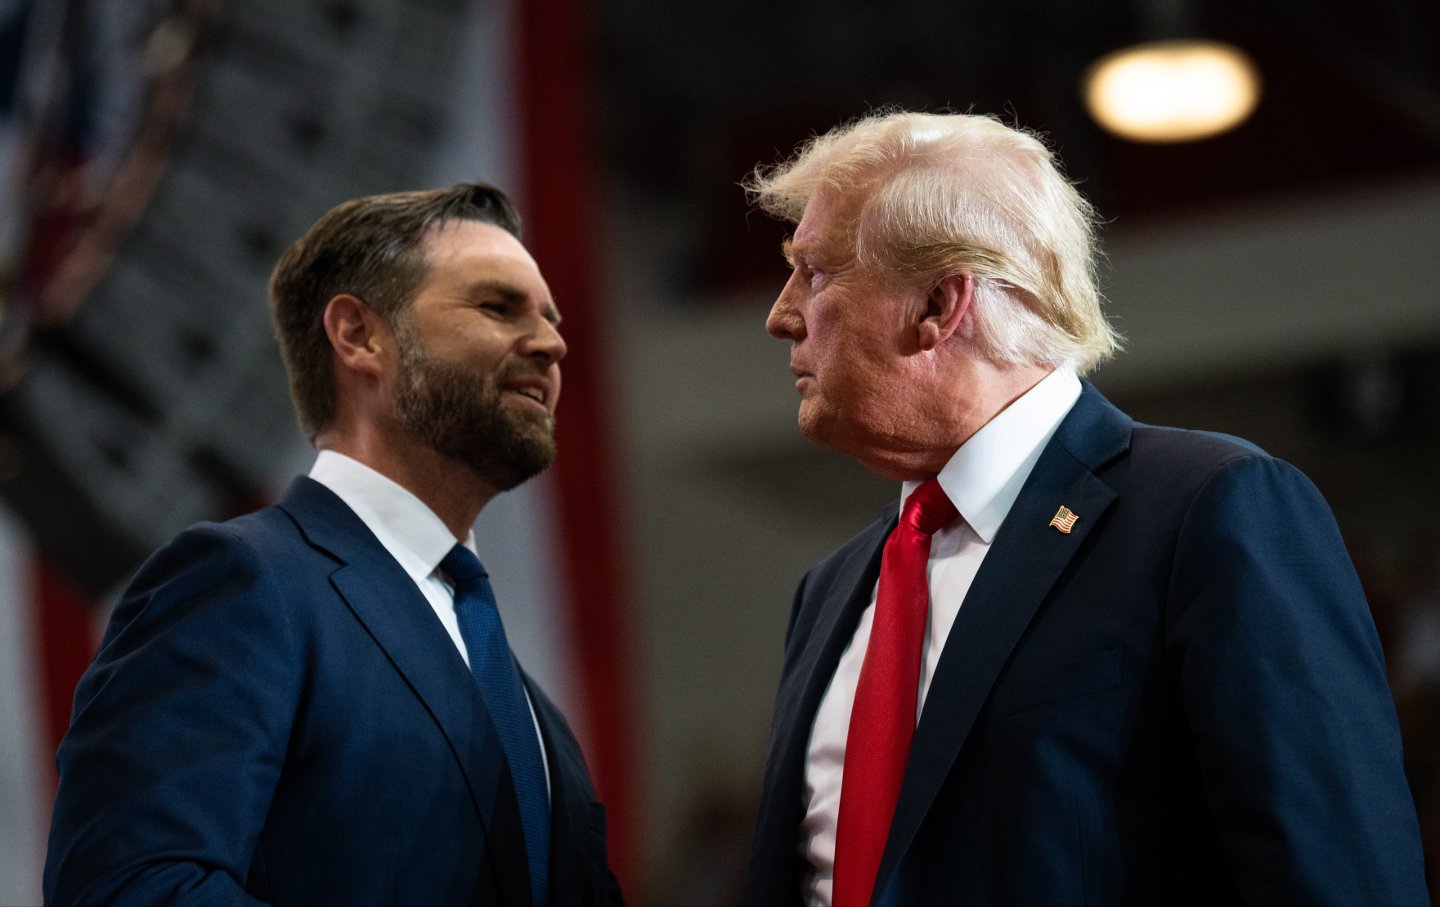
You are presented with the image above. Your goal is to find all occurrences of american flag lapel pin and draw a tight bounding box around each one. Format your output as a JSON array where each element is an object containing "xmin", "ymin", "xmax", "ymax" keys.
[{"xmin": 1048, "ymin": 505, "xmax": 1079, "ymax": 534}]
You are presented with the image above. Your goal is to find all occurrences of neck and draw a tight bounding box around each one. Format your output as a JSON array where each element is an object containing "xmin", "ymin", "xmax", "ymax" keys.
[{"xmin": 315, "ymin": 425, "xmax": 499, "ymax": 540}]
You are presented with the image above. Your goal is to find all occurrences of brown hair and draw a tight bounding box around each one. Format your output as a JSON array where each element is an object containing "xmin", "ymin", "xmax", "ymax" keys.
[{"xmin": 268, "ymin": 182, "xmax": 521, "ymax": 441}]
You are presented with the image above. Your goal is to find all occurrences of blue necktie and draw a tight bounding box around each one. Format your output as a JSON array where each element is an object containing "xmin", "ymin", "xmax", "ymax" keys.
[{"xmin": 441, "ymin": 545, "xmax": 550, "ymax": 907}]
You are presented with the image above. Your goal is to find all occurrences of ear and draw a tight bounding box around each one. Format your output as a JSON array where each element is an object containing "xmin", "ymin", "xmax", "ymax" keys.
[
  {"xmin": 916, "ymin": 273, "xmax": 973, "ymax": 351},
  {"xmin": 322, "ymin": 294, "xmax": 391, "ymax": 380}
]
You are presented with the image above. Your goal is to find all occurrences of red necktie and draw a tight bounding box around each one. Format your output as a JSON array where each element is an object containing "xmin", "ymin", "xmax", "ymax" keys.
[{"xmin": 832, "ymin": 477, "xmax": 957, "ymax": 907}]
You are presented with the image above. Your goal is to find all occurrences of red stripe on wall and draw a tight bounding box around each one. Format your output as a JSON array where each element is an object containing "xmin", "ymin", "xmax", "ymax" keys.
[
  {"xmin": 33, "ymin": 555, "xmax": 97, "ymax": 784},
  {"xmin": 514, "ymin": 0, "xmax": 638, "ymax": 889}
]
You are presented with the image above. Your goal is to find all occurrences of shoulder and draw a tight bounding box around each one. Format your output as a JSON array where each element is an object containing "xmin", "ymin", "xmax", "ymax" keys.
[
  {"xmin": 1058, "ymin": 393, "xmax": 1342, "ymax": 561},
  {"xmin": 103, "ymin": 502, "xmax": 329, "ymax": 650},
  {"xmin": 1125, "ymin": 422, "xmax": 1324, "ymax": 504},
  {"xmin": 127, "ymin": 504, "xmax": 311, "ymax": 592},
  {"xmin": 1110, "ymin": 418, "xmax": 1322, "ymax": 509},
  {"xmin": 803, "ymin": 506, "xmax": 894, "ymax": 589},
  {"xmin": 1056, "ymin": 384, "xmax": 1282, "ymax": 498},
  {"xmin": 1116, "ymin": 425, "xmax": 1354, "ymax": 597},
  {"xmin": 1130, "ymin": 421, "xmax": 1267, "ymax": 466}
]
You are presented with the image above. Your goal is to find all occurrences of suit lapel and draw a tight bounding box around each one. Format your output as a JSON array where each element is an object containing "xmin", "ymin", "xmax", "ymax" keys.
[
  {"xmin": 785, "ymin": 522, "xmax": 892, "ymax": 765},
  {"xmin": 874, "ymin": 385, "xmax": 1131, "ymax": 897},
  {"xmin": 751, "ymin": 517, "xmax": 891, "ymax": 894},
  {"xmin": 526, "ymin": 673, "xmax": 603, "ymax": 905},
  {"xmin": 277, "ymin": 477, "xmax": 533, "ymax": 907},
  {"xmin": 531, "ymin": 683, "xmax": 579, "ymax": 906}
]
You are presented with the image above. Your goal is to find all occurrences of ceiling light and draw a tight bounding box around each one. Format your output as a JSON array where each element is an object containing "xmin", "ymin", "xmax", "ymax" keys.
[{"xmin": 1083, "ymin": 39, "xmax": 1262, "ymax": 143}]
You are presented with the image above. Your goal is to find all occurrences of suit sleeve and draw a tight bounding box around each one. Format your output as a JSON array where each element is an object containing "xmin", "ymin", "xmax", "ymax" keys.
[
  {"xmin": 1167, "ymin": 455, "xmax": 1428, "ymax": 905},
  {"xmin": 43, "ymin": 524, "xmax": 302, "ymax": 907}
]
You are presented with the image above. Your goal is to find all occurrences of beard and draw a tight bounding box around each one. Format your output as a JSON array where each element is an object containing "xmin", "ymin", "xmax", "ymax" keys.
[{"xmin": 392, "ymin": 325, "xmax": 557, "ymax": 491}]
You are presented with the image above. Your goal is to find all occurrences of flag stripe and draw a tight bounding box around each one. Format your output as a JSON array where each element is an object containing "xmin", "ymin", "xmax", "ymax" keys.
[{"xmin": 34, "ymin": 554, "xmax": 96, "ymax": 767}]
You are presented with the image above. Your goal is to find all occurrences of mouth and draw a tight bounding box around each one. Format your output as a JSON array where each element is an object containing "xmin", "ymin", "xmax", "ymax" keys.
[
  {"xmin": 790, "ymin": 364, "xmax": 813, "ymax": 390},
  {"xmin": 502, "ymin": 378, "xmax": 552, "ymax": 412}
]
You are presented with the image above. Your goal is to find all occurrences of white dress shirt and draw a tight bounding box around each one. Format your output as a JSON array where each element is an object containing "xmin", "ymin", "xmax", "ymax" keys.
[
  {"xmin": 308, "ymin": 450, "xmax": 550, "ymax": 796},
  {"xmin": 800, "ymin": 367, "xmax": 1082, "ymax": 906}
]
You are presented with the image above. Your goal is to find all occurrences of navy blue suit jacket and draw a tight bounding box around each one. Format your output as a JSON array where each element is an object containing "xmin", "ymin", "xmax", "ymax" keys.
[
  {"xmin": 45, "ymin": 477, "xmax": 622, "ymax": 907},
  {"xmin": 744, "ymin": 384, "xmax": 1427, "ymax": 906}
]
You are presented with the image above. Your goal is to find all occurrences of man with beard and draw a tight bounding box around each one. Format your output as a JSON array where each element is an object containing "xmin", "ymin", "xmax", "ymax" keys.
[{"xmin": 43, "ymin": 184, "xmax": 624, "ymax": 907}]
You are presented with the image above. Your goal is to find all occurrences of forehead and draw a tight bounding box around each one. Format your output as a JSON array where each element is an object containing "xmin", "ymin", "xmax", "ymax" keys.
[
  {"xmin": 420, "ymin": 218, "xmax": 534, "ymax": 271},
  {"xmin": 417, "ymin": 219, "xmax": 553, "ymax": 298},
  {"xmin": 789, "ymin": 189, "xmax": 866, "ymax": 260}
]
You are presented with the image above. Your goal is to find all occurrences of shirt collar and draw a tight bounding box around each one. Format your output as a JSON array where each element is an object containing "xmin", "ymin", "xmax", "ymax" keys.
[
  {"xmin": 901, "ymin": 367, "xmax": 1082, "ymax": 543},
  {"xmin": 308, "ymin": 450, "xmax": 476, "ymax": 582}
]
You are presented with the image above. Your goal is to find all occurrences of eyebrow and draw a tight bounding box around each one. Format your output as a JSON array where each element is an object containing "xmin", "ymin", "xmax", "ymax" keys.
[{"xmin": 781, "ymin": 237, "xmax": 808, "ymax": 266}]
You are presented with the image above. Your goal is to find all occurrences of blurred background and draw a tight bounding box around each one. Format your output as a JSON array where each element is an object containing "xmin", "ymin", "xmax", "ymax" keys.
[{"xmin": 2, "ymin": 0, "xmax": 1439, "ymax": 903}]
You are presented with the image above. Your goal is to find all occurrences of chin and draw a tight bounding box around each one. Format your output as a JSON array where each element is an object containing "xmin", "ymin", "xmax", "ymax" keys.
[
  {"xmin": 796, "ymin": 409, "xmax": 827, "ymax": 444},
  {"xmin": 798, "ymin": 408, "xmax": 898, "ymax": 476},
  {"xmin": 797, "ymin": 404, "xmax": 847, "ymax": 451}
]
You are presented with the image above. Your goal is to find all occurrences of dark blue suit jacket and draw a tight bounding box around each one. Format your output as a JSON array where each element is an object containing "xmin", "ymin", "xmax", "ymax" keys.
[
  {"xmin": 744, "ymin": 384, "xmax": 1428, "ymax": 906},
  {"xmin": 45, "ymin": 477, "xmax": 622, "ymax": 907}
]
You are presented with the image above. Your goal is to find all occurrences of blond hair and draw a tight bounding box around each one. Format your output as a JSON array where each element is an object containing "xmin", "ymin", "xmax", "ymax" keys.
[{"xmin": 745, "ymin": 110, "xmax": 1121, "ymax": 373}]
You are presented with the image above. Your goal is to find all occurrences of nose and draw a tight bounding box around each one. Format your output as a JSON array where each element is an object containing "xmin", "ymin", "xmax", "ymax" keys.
[
  {"xmin": 523, "ymin": 316, "xmax": 568, "ymax": 365},
  {"xmin": 766, "ymin": 275, "xmax": 806, "ymax": 341}
]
